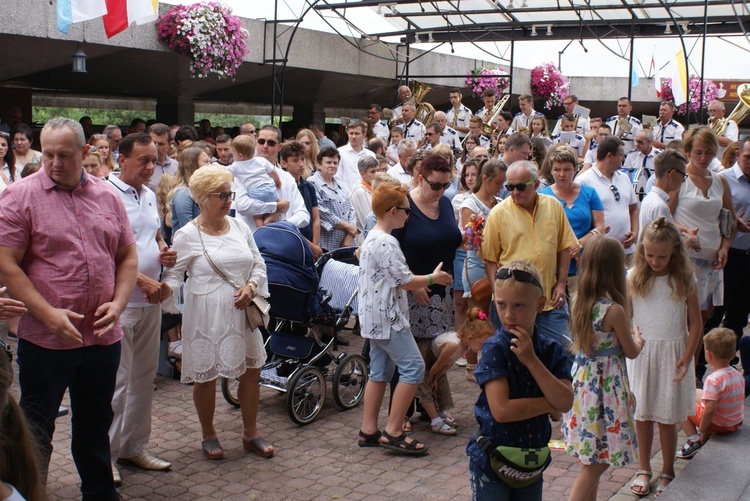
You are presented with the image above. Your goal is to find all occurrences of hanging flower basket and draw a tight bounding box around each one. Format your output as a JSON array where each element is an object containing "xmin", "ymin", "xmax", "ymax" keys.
[
  {"xmin": 657, "ymin": 76, "xmax": 719, "ymax": 115},
  {"xmin": 157, "ymin": 2, "xmax": 249, "ymax": 79},
  {"xmin": 530, "ymin": 63, "xmax": 569, "ymax": 110},
  {"xmin": 465, "ymin": 67, "xmax": 510, "ymax": 98}
]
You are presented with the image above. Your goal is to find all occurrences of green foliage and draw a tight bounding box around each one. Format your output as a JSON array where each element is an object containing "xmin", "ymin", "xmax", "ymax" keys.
[{"xmin": 32, "ymin": 107, "xmax": 155, "ymax": 127}]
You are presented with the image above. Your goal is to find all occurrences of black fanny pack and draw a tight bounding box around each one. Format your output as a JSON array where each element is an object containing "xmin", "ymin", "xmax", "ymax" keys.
[{"xmin": 476, "ymin": 435, "xmax": 551, "ymax": 489}]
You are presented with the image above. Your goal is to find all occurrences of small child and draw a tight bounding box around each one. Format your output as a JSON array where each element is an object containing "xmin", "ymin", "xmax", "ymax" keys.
[
  {"xmin": 229, "ymin": 134, "xmax": 282, "ymax": 228},
  {"xmin": 357, "ymin": 183, "xmax": 452, "ymax": 455},
  {"xmin": 386, "ymin": 127, "xmax": 402, "ymax": 166},
  {"xmin": 415, "ymin": 307, "xmax": 494, "ymax": 435},
  {"xmin": 677, "ymin": 327, "xmax": 745, "ymax": 459},
  {"xmin": 466, "ymin": 261, "xmax": 573, "ymax": 499},
  {"xmin": 564, "ymin": 235, "xmax": 644, "ymax": 501}
]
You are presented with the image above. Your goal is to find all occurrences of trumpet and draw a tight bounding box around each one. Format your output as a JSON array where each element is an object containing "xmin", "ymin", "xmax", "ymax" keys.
[
  {"xmin": 482, "ymin": 94, "xmax": 510, "ymax": 136},
  {"xmin": 451, "ymin": 105, "xmax": 460, "ymax": 128}
]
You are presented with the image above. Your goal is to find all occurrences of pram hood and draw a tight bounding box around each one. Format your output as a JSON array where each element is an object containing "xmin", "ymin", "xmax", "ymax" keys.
[{"xmin": 254, "ymin": 221, "xmax": 318, "ymax": 293}]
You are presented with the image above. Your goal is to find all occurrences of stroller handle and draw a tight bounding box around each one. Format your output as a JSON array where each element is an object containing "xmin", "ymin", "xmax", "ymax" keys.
[{"xmin": 335, "ymin": 287, "xmax": 359, "ymax": 330}]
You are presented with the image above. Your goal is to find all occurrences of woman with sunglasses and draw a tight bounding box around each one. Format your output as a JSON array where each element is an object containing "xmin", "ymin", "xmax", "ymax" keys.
[
  {"xmin": 162, "ymin": 165, "xmax": 273, "ymax": 461},
  {"xmin": 393, "ymin": 154, "xmax": 462, "ymax": 428}
]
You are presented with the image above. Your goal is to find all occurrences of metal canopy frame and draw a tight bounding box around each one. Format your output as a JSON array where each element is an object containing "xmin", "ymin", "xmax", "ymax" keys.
[{"xmin": 267, "ymin": 0, "xmax": 749, "ymax": 124}]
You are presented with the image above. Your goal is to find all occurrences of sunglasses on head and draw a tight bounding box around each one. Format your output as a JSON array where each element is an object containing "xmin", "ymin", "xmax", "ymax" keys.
[
  {"xmin": 256, "ymin": 138, "xmax": 278, "ymax": 147},
  {"xmin": 504, "ymin": 179, "xmax": 535, "ymax": 192},
  {"xmin": 495, "ymin": 268, "xmax": 543, "ymax": 290},
  {"xmin": 423, "ymin": 178, "xmax": 451, "ymax": 191},
  {"xmin": 609, "ymin": 184, "xmax": 621, "ymax": 202},
  {"xmin": 212, "ymin": 191, "xmax": 235, "ymax": 201}
]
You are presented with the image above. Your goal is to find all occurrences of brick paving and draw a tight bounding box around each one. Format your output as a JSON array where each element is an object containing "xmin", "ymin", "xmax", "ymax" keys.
[{"xmin": 3, "ymin": 328, "xmax": 686, "ymax": 500}]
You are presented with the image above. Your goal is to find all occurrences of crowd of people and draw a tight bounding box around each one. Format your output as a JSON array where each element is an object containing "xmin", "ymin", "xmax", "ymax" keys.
[{"xmin": 0, "ymin": 87, "xmax": 747, "ymax": 501}]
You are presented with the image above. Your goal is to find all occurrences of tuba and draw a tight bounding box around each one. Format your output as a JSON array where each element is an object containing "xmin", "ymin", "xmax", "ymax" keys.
[
  {"xmin": 411, "ymin": 80, "xmax": 435, "ymax": 125},
  {"xmin": 482, "ymin": 94, "xmax": 510, "ymax": 136},
  {"xmin": 616, "ymin": 116, "xmax": 632, "ymax": 139},
  {"xmin": 711, "ymin": 83, "xmax": 750, "ymax": 136}
]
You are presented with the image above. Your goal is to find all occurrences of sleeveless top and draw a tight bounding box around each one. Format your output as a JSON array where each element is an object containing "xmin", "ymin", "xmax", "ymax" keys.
[{"xmin": 673, "ymin": 170, "xmax": 724, "ymax": 261}]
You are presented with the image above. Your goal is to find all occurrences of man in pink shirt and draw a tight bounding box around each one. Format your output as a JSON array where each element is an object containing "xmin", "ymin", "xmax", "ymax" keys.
[{"xmin": 0, "ymin": 117, "xmax": 137, "ymax": 500}]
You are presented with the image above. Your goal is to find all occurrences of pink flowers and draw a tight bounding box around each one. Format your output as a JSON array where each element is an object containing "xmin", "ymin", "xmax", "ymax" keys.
[
  {"xmin": 530, "ymin": 63, "xmax": 569, "ymax": 110},
  {"xmin": 157, "ymin": 2, "xmax": 249, "ymax": 79},
  {"xmin": 465, "ymin": 67, "xmax": 510, "ymax": 98},
  {"xmin": 657, "ymin": 76, "xmax": 719, "ymax": 115}
]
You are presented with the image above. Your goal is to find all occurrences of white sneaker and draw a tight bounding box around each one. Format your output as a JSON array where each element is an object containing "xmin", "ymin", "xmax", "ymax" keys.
[
  {"xmin": 455, "ymin": 357, "xmax": 468, "ymax": 367},
  {"xmin": 169, "ymin": 340, "xmax": 182, "ymax": 356}
]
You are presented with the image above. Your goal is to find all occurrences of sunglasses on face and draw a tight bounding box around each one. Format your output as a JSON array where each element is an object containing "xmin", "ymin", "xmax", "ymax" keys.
[
  {"xmin": 494, "ymin": 268, "xmax": 543, "ymax": 290},
  {"xmin": 609, "ymin": 184, "xmax": 621, "ymax": 202},
  {"xmin": 425, "ymin": 132, "xmax": 436, "ymax": 137},
  {"xmin": 394, "ymin": 206, "xmax": 411, "ymax": 215},
  {"xmin": 504, "ymin": 179, "xmax": 535, "ymax": 192},
  {"xmin": 256, "ymin": 138, "xmax": 278, "ymax": 147},
  {"xmin": 212, "ymin": 191, "xmax": 235, "ymax": 201},
  {"xmin": 423, "ymin": 178, "xmax": 451, "ymax": 191}
]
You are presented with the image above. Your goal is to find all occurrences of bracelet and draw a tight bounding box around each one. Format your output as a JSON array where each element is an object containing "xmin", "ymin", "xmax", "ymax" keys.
[
  {"xmin": 466, "ymin": 363, "xmax": 478, "ymax": 370},
  {"xmin": 246, "ymin": 280, "xmax": 257, "ymax": 290},
  {"xmin": 589, "ymin": 229, "xmax": 601, "ymax": 236},
  {"xmin": 428, "ymin": 274, "xmax": 433, "ymax": 286}
]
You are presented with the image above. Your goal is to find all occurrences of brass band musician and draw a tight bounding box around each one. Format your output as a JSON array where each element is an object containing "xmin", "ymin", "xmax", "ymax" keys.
[
  {"xmin": 708, "ymin": 100, "xmax": 740, "ymax": 158},
  {"xmin": 604, "ymin": 97, "xmax": 642, "ymax": 153},
  {"xmin": 446, "ymin": 89, "xmax": 473, "ymax": 139},
  {"xmin": 652, "ymin": 100, "xmax": 684, "ymax": 149},
  {"xmin": 510, "ymin": 94, "xmax": 545, "ymax": 132}
]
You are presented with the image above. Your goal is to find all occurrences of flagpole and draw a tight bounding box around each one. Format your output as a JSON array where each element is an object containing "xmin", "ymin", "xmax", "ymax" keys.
[
  {"xmin": 699, "ymin": 0, "xmax": 709, "ymax": 124},
  {"xmin": 627, "ymin": 25, "xmax": 634, "ymax": 101}
]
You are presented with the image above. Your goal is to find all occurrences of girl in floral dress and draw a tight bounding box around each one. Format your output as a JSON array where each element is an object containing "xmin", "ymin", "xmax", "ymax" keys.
[{"xmin": 563, "ymin": 235, "xmax": 644, "ymax": 501}]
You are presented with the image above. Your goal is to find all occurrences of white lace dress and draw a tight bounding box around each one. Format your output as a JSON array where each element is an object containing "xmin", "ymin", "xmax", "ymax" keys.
[
  {"xmin": 163, "ymin": 218, "xmax": 268, "ymax": 383},
  {"xmin": 627, "ymin": 273, "xmax": 695, "ymax": 423}
]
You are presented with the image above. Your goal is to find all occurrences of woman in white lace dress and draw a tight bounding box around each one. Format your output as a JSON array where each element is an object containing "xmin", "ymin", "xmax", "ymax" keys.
[{"xmin": 162, "ymin": 165, "xmax": 273, "ymax": 461}]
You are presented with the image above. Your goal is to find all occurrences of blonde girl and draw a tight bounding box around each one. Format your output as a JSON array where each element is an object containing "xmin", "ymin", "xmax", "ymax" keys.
[
  {"xmin": 563, "ymin": 235, "xmax": 643, "ymax": 501},
  {"xmin": 529, "ymin": 116, "xmax": 550, "ymax": 139},
  {"xmin": 627, "ymin": 217, "xmax": 702, "ymax": 497},
  {"xmin": 295, "ymin": 128, "xmax": 319, "ymax": 178},
  {"xmin": 89, "ymin": 133, "xmax": 117, "ymax": 177}
]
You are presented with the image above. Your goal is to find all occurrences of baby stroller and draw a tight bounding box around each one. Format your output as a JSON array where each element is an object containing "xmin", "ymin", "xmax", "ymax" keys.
[{"xmin": 220, "ymin": 222, "xmax": 366, "ymax": 425}]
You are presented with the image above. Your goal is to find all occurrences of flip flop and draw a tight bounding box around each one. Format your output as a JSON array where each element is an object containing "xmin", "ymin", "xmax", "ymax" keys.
[
  {"xmin": 379, "ymin": 430, "xmax": 429, "ymax": 456},
  {"xmin": 243, "ymin": 435, "xmax": 275, "ymax": 458},
  {"xmin": 357, "ymin": 429, "xmax": 382, "ymax": 448},
  {"xmin": 201, "ymin": 438, "xmax": 224, "ymax": 460},
  {"xmin": 630, "ymin": 470, "xmax": 652, "ymax": 496}
]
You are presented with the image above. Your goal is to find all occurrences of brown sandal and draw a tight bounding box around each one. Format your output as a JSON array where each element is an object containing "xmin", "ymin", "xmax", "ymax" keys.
[
  {"xmin": 243, "ymin": 436, "xmax": 275, "ymax": 458},
  {"xmin": 201, "ymin": 438, "xmax": 224, "ymax": 460}
]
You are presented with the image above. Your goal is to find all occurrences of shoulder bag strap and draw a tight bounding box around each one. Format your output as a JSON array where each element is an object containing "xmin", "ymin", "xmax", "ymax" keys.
[{"xmin": 192, "ymin": 220, "xmax": 239, "ymax": 290}]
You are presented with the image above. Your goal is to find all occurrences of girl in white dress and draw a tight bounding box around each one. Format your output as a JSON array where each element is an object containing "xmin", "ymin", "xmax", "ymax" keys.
[
  {"xmin": 162, "ymin": 165, "xmax": 273, "ymax": 461},
  {"xmin": 627, "ymin": 217, "xmax": 702, "ymax": 497}
]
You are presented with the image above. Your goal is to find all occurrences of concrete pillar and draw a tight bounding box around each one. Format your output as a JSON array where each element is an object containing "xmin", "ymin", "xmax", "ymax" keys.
[
  {"xmin": 155, "ymin": 95, "xmax": 195, "ymax": 126},
  {"xmin": 291, "ymin": 103, "xmax": 315, "ymax": 134}
]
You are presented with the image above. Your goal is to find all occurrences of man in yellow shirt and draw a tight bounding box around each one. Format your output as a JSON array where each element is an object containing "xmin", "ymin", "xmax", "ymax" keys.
[{"xmin": 482, "ymin": 160, "xmax": 578, "ymax": 346}]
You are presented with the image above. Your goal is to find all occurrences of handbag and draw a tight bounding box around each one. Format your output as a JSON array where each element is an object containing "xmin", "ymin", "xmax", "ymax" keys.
[
  {"xmin": 476, "ymin": 435, "xmax": 551, "ymax": 488},
  {"xmin": 719, "ymin": 208, "xmax": 734, "ymax": 239},
  {"xmin": 193, "ymin": 220, "xmax": 270, "ymax": 330},
  {"xmin": 465, "ymin": 258, "xmax": 492, "ymax": 303}
]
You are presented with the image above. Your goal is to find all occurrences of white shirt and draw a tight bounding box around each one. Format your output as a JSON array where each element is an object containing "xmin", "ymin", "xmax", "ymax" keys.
[
  {"xmin": 399, "ymin": 119, "xmax": 425, "ymax": 143},
  {"xmin": 372, "ymin": 119, "xmax": 390, "ymax": 143},
  {"xmin": 638, "ymin": 186, "xmax": 673, "ymax": 240},
  {"xmin": 577, "ymin": 165, "xmax": 638, "ymax": 254},
  {"xmin": 716, "ymin": 119, "xmax": 739, "ymax": 158},
  {"xmin": 552, "ymin": 115, "xmax": 590, "ymax": 136},
  {"xmin": 653, "ymin": 119, "xmax": 684, "ymax": 145},
  {"xmin": 622, "ymin": 147, "xmax": 660, "ymax": 179},
  {"xmin": 386, "ymin": 162, "xmax": 412, "ymax": 184},
  {"xmin": 605, "ymin": 115, "xmax": 642, "ymax": 152},
  {"xmin": 446, "ymin": 104, "xmax": 473, "ymax": 137},
  {"xmin": 107, "ymin": 175, "xmax": 162, "ymax": 307},
  {"xmin": 584, "ymin": 145, "xmax": 598, "ymax": 166},
  {"xmin": 385, "ymin": 143, "xmax": 398, "ymax": 166},
  {"xmin": 148, "ymin": 156, "xmax": 178, "ymax": 192},
  {"xmin": 234, "ymin": 166, "xmax": 310, "ymax": 232},
  {"xmin": 440, "ymin": 126, "xmax": 462, "ymax": 151},
  {"xmin": 228, "ymin": 157, "xmax": 276, "ymax": 191},
  {"xmin": 336, "ymin": 143, "xmax": 376, "ymax": 193},
  {"xmin": 358, "ymin": 229, "xmax": 414, "ymax": 340},
  {"xmin": 551, "ymin": 132, "xmax": 586, "ymax": 156},
  {"xmin": 510, "ymin": 110, "xmax": 544, "ymax": 131}
]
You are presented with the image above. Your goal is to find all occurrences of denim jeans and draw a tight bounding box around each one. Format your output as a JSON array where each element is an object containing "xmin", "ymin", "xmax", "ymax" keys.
[
  {"xmin": 469, "ymin": 461, "xmax": 543, "ymax": 501},
  {"xmin": 17, "ymin": 339, "xmax": 121, "ymax": 501}
]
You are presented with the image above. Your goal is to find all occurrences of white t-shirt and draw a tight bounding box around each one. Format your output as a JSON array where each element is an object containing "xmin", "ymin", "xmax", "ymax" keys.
[
  {"xmin": 431, "ymin": 331, "xmax": 463, "ymax": 362},
  {"xmin": 229, "ymin": 157, "xmax": 275, "ymax": 191},
  {"xmin": 357, "ymin": 229, "xmax": 414, "ymax": 340},
  {"xmin": 638, "ymin": 186, "xmax": 672, "ymax": 240},
  {"xmin": 577, "ymin": 165, "xmax": 638, "ymax": 254},
  {"xmin": 336, "ymin": 143, "xmax": 376, "ymax": 193}
]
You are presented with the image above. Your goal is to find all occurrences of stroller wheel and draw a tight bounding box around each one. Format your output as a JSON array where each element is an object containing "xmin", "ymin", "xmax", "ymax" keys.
[
  {"xmin": 220, "ymin": 377, "xmax": 241, "ymax": 408},
  {"xmin": 332, "ymin": 354, "xmax": 368, "ymax": 410},
  {"xmin": 286, "ymin": 365, "xmax": 326, "ymax": 425}
]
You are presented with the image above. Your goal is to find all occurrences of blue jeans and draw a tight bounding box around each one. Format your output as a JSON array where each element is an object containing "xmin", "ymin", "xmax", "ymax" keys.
[
  {"xmin": 368, "ymin": 327, "xmax": 425, "ymax": 384},
  {"xmin": 469, "ymin": 461, "xmax": 543, "ymax": 501},
  {"xmin": 17, "ymin": 339, "xmax": 121, "ymax": 501}
]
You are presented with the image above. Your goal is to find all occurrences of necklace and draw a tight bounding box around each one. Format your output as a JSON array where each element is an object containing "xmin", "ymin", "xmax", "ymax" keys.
[
  {"xmin": 196, "ymin": 217, "xmax": 229, "ymax": 235},
  {"xmin": 417, "ymin": 188, "xmax": 439, "ymax": 215}
]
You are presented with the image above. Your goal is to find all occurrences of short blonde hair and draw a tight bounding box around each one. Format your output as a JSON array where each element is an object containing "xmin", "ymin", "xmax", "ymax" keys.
[
  {"xmin": 189, "ymin": 165, "xmax": 234, "ymax": 205},
  {"xmin": 231, "ymin": 134, "xmax": 255, "ymax": 158},
  {"xmin": 494, "ymin": 260, "xmax": 543, "ymax": 297},
  {"xmin": 703, "ymin": 327, "xmax": 736, "ymax": 360}
]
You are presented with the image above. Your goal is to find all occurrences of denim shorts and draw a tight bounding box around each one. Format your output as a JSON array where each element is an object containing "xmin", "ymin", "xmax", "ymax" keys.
[
  {"xmin": 692, "ymin": 258, "xmax": 724, "ymax": 310},
  {"xmin": 367, "ymin": 327, "xmax": 425, "ymax": 384},
  {"xmin": 462, "ymin": 251, "xmax": 487, "ymax": 298},
  {"xmin": 453, "ymin": 248, "xmax": 467, "ymax": 291}
]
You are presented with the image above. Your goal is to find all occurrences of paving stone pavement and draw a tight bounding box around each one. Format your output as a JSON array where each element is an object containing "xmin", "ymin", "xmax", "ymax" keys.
[{"xmin": 4, "ymin": 329, "xmax": 674, "ymax": 500}]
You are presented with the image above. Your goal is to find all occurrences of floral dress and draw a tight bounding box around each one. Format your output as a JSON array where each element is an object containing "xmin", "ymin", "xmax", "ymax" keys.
[{"xmin": 562, "ymin": 298, "xmax": 638, "ymax": 466}]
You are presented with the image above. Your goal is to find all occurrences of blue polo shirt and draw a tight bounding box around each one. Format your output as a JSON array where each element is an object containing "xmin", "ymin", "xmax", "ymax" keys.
[
  {"xmin": 467, "ymin": 326, "xmax": 572, "ymax": 477},
  {"xmin": 297, "ymin": 178, "xmax": 318, "ymax": 241}
]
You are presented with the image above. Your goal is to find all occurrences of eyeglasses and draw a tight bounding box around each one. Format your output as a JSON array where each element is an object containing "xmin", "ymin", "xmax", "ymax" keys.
[
  {"xmin": 669, "ymin": 168, "xmax": 689, "ymax": 181},
  {"xmin": 609, "ymin": 184, "xmax": 621, "ymax": 202},
  {"xmin": 494, "ymin": 268, "xmax": 543, "ymax": 290},
  {"xmin": 256, "ymin": 138, "xmax": 278, "ymax": 147},
  {"xmin": 247, "ymin": 130, "xmax": 257, "ymax": 135},
  {"xmin": 394, "ymin": 206, "xmax": 411, "ymax": 215},
  {"xmin": 423, "ymin": 178, "xmax": 451, "ymax": 191},
  {"xmin": 563, "ymin": 101, "xmax": 574, "ymax": 106},
  {"xmin": 504, "ymin": 179, "xmax": 535, "ymax": 192},
  {"xmin": 211, "ymin": 191, "xmax": 235, "ymax": 201}
]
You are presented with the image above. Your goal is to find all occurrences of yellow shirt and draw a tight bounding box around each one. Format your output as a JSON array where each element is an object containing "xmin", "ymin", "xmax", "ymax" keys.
[{"xmin": 481, "ymin": 194, "xmax": 577, "ymax": 311}]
